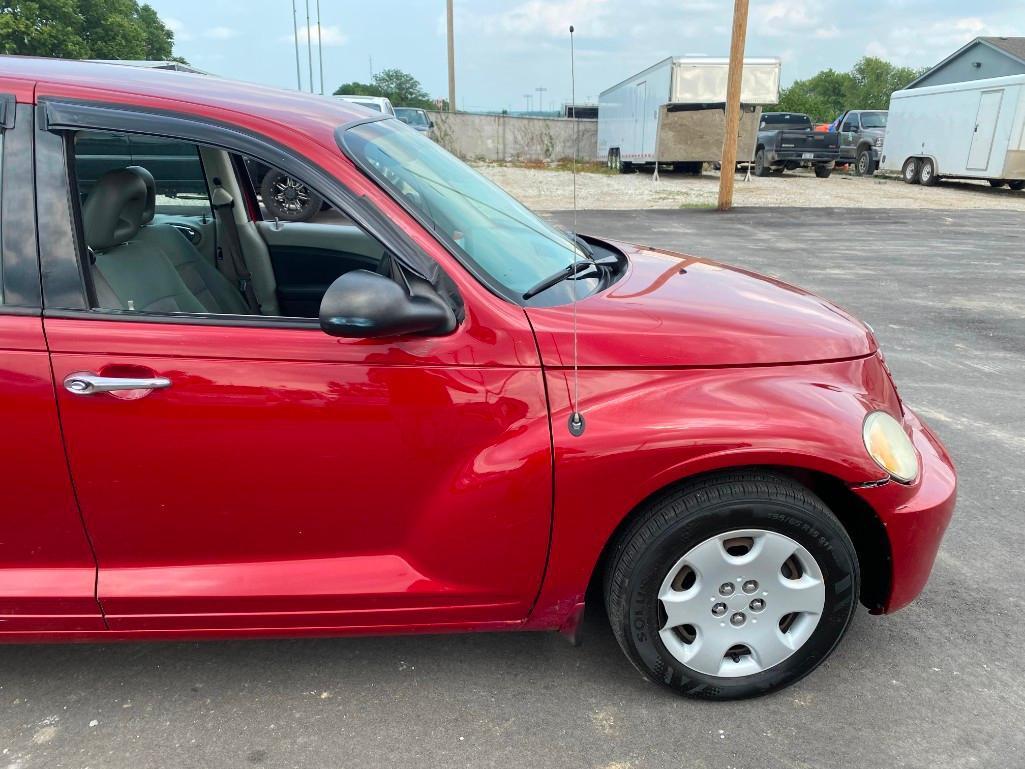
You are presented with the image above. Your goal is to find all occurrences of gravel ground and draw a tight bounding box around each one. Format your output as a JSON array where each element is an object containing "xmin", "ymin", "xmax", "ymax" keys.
[{"xmin": 476, "ymin": 162, "xmax": 1025, "ymax": 211}]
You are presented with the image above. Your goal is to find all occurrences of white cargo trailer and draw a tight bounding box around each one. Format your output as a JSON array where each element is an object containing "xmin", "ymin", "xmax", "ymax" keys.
[
  {"xmin": 598, "ymin": 57, "xmax": 781, "ymax": 172},
  {"xmin": 881, "ymin": 74, "xmax": 1025, "ymax": 188}
]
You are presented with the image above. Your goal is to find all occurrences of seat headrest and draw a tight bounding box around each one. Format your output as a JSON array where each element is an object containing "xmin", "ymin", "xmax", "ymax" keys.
[
  {"xmin": 125, "ymin": 165, "xmax": 156, "ymax": 225},
  {"xmin": 82, "ymin": 169, "xmax": 149, "ymax": 252}
]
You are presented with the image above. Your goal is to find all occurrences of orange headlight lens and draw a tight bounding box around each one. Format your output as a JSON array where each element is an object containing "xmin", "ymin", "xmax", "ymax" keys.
[{"xmin": 863, "ymin": 411, "xmax": 919, "ymax": 483}]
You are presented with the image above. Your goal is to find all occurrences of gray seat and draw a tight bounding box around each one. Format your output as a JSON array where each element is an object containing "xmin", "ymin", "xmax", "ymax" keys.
[
  {"xmin": 126, "ymin": 166, "xmax": 250, "ymax": 315},
  {"xmin": 83, "ymin": 169, "xmax": 206, "ymax": 314}
]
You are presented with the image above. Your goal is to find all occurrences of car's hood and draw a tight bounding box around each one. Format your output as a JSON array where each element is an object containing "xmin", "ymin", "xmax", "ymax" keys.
[{"xmin": 524, "ymin": 240, "xmax": 876, "ymax": 368}]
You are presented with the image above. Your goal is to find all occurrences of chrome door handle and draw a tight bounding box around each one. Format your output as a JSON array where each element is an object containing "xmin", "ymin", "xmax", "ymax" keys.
[{"xmin": 63, "ymin": 372, "xmax": 172, "ymax": 395}]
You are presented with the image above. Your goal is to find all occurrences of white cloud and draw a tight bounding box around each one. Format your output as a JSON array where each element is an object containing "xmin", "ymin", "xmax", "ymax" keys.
[
  {"xmin": 754, "ymin": 0, "xmax": 823, "ymax": 35},
  {"xmin": 864, "ymin": 16, "xmax": 1000, "ymax": 65},
  {"xmin": 163, "ymin": 17, "xmax": 193, "ymax": 42},
  {"xmin": 283, "ymin": 24, "xmax": 349, "ymax": 47},
  {"xmin": 204, "ymin": 27, "xmax": 238, "ymax": 40}
]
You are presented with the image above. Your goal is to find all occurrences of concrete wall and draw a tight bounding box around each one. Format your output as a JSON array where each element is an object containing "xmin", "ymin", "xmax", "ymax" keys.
[
  {"xmin": 912, "ymin": 42, "xmax": 1025, "ymax": 88},
  {"xmin": 427, "ymin": 111, "xmax": 598, "ymax": 162}
]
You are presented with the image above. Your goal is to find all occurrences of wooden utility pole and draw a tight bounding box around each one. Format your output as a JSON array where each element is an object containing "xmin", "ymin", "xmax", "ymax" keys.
[
  {"xmin": 446, "ymin": 0, "xmax": 456, "ymax": 112},
  {"xmin": 717, "ymin": 0, "xmax": 750, "ymax": 211}
]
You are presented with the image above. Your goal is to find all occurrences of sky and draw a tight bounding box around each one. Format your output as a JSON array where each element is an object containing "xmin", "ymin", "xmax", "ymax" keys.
[{"xmin": 147, "ymin": 0, "xmax": 1025, "ymax": 112}]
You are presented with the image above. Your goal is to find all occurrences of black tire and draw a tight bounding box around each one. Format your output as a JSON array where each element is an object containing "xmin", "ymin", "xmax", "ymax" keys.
[
  {"xmin": 919, "ymin": 158, "xmax": 938, "ymax": 187},
  {"xmin": 754, "ymin": 149, "xmax": 770, "ymax": 177},
  {"xmin": 988, "ymin": 179, "xmax": 1006, "ymax": 188},
  {"xmin": 855, "ymin": 148, "xmax": 876, "ymax": 176},
  {"xmin": 604, "ymin": 471, "xmax": 859, "ymax": 701},
  {"xmin": 902, "ymin": 157, "xmax": 921, "ymax": 185},
  {"xmin": 1008, "ymin": 181, "xmax": 1024, "ymax": 191},
  {"xmin": 260, "ymin": 170, "xmax": 323, "ymax": 222},
  {"xmin": 814, "ymin": 164, "xmax": 833, "ymax": 179}
]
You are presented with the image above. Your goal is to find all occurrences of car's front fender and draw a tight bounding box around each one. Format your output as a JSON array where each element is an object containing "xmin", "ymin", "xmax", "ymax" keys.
[{"xmin": 525, "ymin": 355, "xmax": 900, "ymax": 629}]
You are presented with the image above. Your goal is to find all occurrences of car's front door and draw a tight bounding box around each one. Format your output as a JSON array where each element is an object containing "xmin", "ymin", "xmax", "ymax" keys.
[
  {"xmin": 839, "ymin": 112, "xmax": 861, "ymax": 162},
  {"xmin": 39, "ymin": 115, "xmax": 553, "ymax": 633}
]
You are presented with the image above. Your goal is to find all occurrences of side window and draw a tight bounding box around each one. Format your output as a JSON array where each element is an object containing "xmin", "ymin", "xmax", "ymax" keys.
[
  {"xmin": 74, "ymin": 131, "xmax": 211, "ymax": 217},
  {"xmin": 66, "ymin": 129, "xmax": 408, "ymax": 322},
  {"xmin": 842, "ymin": 115, "xmax": 860, "ymax": 132}
]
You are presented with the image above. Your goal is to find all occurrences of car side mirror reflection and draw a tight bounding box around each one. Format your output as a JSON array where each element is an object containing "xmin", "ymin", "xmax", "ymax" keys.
[{"xmin": 319, "ymin": 269, "xmax": 455, "ymax": 339}]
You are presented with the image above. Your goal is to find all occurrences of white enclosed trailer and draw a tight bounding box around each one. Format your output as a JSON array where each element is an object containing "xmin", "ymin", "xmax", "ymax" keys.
[
  {"xmin": 598, "ymin": 57, "xmax": 781, "ymax": 171},
  {"xmin": 881, "ymin": 74, "xmax": 1025, "ymax": 187}
]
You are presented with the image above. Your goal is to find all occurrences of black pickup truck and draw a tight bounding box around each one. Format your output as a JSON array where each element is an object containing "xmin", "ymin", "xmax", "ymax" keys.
[{"xmin": 754, "ymin": 112, "xmax": 839, "ymax": 178}]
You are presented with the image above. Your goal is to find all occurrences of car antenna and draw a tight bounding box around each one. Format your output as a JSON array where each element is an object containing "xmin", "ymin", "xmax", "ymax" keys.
[{"xmin": 567, "ymin": 24, "xmax": 585, "ymax": 438}]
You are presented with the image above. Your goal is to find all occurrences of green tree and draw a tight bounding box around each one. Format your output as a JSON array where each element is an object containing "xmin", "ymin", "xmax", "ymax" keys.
[
  {"xmin": 774, "ymin": 57, "xmax": 927, "ymax": 123},
  {"xmin": 0, "ymin": 0, "xmax": 179, "ymax": 60},
  {"xmin": 334, "ymin": 68, "xmax": 438, "ymax": 109}
]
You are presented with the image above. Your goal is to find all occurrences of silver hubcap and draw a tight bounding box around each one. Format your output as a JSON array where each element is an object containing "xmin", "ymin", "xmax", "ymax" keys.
[{"xmin": 657, "ymin": 529, "xmax": 826, "ymax": 678}]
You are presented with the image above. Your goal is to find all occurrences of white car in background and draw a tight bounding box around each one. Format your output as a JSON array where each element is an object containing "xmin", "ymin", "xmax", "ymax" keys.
[{"xmin": 335, "ymin": 95, "xmax": 396, "ymax": 116}]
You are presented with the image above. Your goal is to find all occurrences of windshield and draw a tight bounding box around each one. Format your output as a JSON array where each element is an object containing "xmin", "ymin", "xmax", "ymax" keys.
[
  {"xmin": 342, "ymin": 119, "xmax": 582, "ymax": 297},
  {"xmin": 354, "ymin": 101, "xmax": 382, "ymax": 112},
  {"xmin": 396, "ymin": 108, "xmax": 428, "ymax": 127},
  {"xmin": 861, "ymin": 112, "xmax": 887, "ymax": 128}
]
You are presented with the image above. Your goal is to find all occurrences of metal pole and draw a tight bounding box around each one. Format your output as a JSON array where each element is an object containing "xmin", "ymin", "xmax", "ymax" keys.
[
  {"xmin": 316, "ymin": 0, "xmax": 323, "ymax": 94},
  {"xmin": 536, "ymin": 86, "xmax": 547, "ymax": 114},
  {"xmin": 305, "ymin": 0, "xmax": 314, "ymax": 93},
  {"xmin": 718, "ymin": 0, "xmax": 749, "ymax": 211},
  {"xmin": 446, "ymin": 0, "xmax": 456, "ymax": 112},
  {"xmin": 292, "ymin": 0, "xmax": 302, "ymax": 90}
]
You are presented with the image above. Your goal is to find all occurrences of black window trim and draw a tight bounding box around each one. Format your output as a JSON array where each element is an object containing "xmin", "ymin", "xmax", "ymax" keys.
[
  {"xmin": 0, "ymin": 101, "xmax": 43, "ymax": 312},
  {"xmin": 36, "ymin": 97, "xmax": 454, "ymax": 329}
]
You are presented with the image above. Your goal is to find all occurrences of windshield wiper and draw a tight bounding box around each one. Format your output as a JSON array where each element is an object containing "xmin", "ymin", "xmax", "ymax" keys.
[{"xmin": 522, "ymin": 260, "xmax": 597, "ymax": 300}]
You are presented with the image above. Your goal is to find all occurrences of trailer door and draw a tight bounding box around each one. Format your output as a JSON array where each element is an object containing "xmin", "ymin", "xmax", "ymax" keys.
[
  {"xmin": 967, "ymin": 90, "xmax": 1004, "ymax": 171},
  {"xmin": 635, "ymin": 81, "xmax": 648, "ymax": 157}
]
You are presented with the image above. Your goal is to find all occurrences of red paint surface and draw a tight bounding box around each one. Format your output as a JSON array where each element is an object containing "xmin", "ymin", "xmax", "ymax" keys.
[{"xmin": 0, "ymin": 58, "xmax": 956, "ymax": 643}]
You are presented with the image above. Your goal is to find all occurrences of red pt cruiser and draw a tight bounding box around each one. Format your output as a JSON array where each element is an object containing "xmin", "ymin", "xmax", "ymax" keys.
[{"xmin": 0, "ymin": 59, "xmax": 955, "ymax": 699}]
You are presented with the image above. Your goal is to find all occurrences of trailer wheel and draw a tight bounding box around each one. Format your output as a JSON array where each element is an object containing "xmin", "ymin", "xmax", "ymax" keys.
[
  {"xmin": 1009, "ymin": 181, "xmax": 1025, "ymax": 191},
  {"xmin": 919, "ymin": 158, "xmax": 938, "ymax": 187},
  {"xmin": 814, "ymin": 165, "xmax": 833, "ymax": 179},
  {"xmin": 902, "ymin": 158, "xmax": 921, "ymax": 184},
  {"xmin": 989, "ymin": 179, "xmax": 1007, "ymax": 188},
  {"xmin": 855, "ymin": 147, "xmax": 876, "ymax": 176},
  {"xmin": 754, "ymin": 149, "xmax": 770, "ymax": 177}
]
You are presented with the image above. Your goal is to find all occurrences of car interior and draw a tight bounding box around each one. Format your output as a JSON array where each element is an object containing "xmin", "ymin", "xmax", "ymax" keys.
[{"xmin": 71, "ymin": 130, "xmax": 401, "ymax": 320}]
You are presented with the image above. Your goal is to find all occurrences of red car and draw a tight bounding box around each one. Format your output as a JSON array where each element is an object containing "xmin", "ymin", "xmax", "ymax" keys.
[{"xmin": 0, "ymin": 58, "xmax": 955, "ymax": 700}]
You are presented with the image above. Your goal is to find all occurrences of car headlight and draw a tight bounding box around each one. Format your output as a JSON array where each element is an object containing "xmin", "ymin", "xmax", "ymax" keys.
[
  {"xmin": 863, "ymin": 411, "xmax": 919, "ymax": 482},
  {"xmin": 874, "ymin": 136, "xmax": 883, "ymax": 147}
]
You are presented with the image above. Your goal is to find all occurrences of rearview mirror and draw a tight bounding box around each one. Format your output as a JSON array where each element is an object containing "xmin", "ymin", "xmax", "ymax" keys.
[{"xmin": 319, "ymin": 269, "xmax": 453, "ymax": 338}]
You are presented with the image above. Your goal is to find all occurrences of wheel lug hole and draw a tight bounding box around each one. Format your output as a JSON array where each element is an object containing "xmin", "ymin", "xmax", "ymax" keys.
[
  {"xmin": 711, "ymin": 602, "xmax": 728, "ymax": 617},
  {"xmin": 749, "ymin": 598, "xmax": 765, "ymax": 612},
  {"xmin": 742, "ymin": 580, "xmax": 758, "ymax": 594},
  {"xmin": 719, "ymin": 582, "xmax": 735, "ymax": 596},
  {"xmin": 730, "ymin": 612, "xmax": 746, "ymax": 627}
]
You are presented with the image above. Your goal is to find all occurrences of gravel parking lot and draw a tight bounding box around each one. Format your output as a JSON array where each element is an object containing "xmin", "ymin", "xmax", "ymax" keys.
[
  {"xmin": 1, "ymin": 207, "xmax": 1022, "ymax": 769},
  {"xmin": 478, "ymin": 162, "xmax": 1025, "ymax": 211}
]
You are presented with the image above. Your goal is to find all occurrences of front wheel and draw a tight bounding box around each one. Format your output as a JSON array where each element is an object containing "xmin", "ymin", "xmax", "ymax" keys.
[
  {"xmin": 261, "ymin": 170, "xmax": 323, "ymax": 222},
  {"xmin": 605, "ymin": 472, "xmax": 859, "ymax": 700},
  {"xmin": 855, "ymin": 148, "xmax": 876, "ymax": 176},
  {"xmin": 902, "ymin": 157, "xmax": 921, "ymax": 185}
]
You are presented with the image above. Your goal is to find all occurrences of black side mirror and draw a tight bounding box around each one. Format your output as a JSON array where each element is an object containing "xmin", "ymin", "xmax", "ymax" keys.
[{"xmin": 319, "ymin": 269, "xmax": 454, "ymax": 338}]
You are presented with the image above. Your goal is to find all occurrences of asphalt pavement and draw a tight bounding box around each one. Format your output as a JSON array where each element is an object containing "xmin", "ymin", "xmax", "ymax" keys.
[{"xmin": 1, "ymin": 207, "xmax": 1022, "ymax": 769}]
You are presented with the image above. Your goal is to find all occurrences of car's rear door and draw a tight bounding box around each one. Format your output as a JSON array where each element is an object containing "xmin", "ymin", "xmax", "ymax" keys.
[
  {"xmin": 0, "ymin": 90, "xmax": 103, "ymax": 633},
  {"xmin": 36, "ymin": 101, "xmax": 553, "ymax": 634}
]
